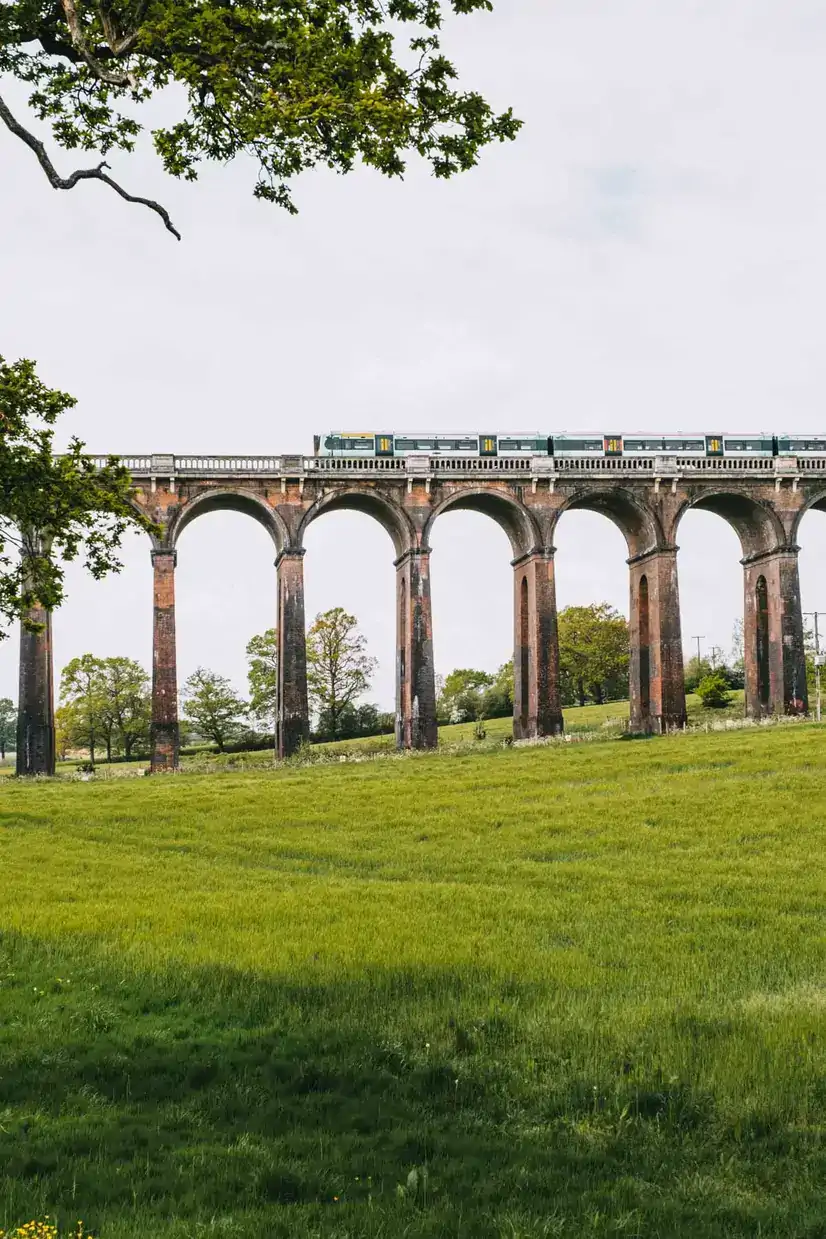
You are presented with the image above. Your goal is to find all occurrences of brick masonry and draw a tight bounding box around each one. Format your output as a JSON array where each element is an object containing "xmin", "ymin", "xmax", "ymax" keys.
[
  {"xmin": 16, "ymin": 604, "xmax": 54, "ymax": 776},
  {"xmin": 19, "ymin": 465, "xmax": 823, "ymax": 771},
  {"xmin": 276, "ymin": 549, "xmax": 310, "ymax": 758},
  {"xmin": 150, "ymin": 549, "xmax": 179, "ymax": 771}
]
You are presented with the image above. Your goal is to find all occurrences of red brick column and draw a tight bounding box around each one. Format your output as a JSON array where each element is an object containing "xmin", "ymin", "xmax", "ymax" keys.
[
  {"xmin": 276, "ymin": 549, "xmax": 309, "ymax": 757},
  {"xmin": 395, "ymin": 549, "xmax": 437, "ymax": 750},
  {"xmin": 629, "ymin": 547, "xmax": 687, "ymax": 733},
  {"xmin": 150, "ymin": 549, "xmax": 179, "ymax": 771},
  {"xmin": 743, "ymin": 548, "xmax": 807, "ymax": 718},
  {"xmin": 512, "ymin": 548, "xmax": 563, "ymax": 739},
  {"xmin": 16, "ymin": 603, "xmax": 55, "ymax": 776}
]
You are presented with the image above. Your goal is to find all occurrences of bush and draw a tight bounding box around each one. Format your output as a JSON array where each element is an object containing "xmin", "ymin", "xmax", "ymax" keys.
[{"xmin": 696, "ymin": 672, "xmax": 733, "ymax": 709}]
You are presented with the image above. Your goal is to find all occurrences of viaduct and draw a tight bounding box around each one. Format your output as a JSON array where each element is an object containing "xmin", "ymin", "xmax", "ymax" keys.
[{"xmin": 15, "ymin": 449, "xmax": 826, "ymax": 775}]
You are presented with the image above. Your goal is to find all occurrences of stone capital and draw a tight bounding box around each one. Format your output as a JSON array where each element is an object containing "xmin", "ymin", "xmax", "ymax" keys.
[
  {"xmin": 275, "ymin": 546, "xmax": 306, "ymax": 569},
  {"xmin": 151, "ymin": 547, "xmax": 177, "ymax": 568},
  {"xmin": 740, "ymin": 543, "xmax": 801, "ymax": 568},
  {"xmin": 393, "ymin": 546, "xmax": 431, "ymax": 569},
  {"xmin": 510, "ymin": 545, "xmax": 556, "ymax": 569},
  {"xmin": 626, "ymin": 544, "xmax": 679, "ymax": 568}
]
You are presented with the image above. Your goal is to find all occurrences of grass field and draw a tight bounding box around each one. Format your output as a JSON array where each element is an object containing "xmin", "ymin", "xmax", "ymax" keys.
[{"xmin": 1, "ymin": 720, "xmax": 825, "ymax": 1236}]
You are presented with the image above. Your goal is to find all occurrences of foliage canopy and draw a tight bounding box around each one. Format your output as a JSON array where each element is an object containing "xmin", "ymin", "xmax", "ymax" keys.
[
  {"xmin": 0, "ymin": 356, "xmax": 152, "ymax": 637},
  {"xmin": 306, "ymin": 606, "xmax": 376, "ymax": 737},
  {"xmin": 182, "ymin": 667, "xmax": 248, "ymax": 751},
  {"xmin": 0, "ymin": 0, "xmax": 520, "ymax": 235},
  {"xmin": 557, "ymin": 603, "xmax": 629, "ymax": 707},
  {"xmin": 245, "ymin": 628, "xmax": 278, "ymax": 732}
]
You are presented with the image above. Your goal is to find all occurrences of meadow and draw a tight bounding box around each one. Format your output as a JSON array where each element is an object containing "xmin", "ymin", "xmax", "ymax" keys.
[{"xmin": 1, "ymin": 721, "xmax": 826, "ymax": 1236}]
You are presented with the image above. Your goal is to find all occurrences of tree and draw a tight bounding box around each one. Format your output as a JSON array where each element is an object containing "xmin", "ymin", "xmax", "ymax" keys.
[
  {"xmin": 696, "ymin": 671, "xmax": 733, "ymax": 710},
  {"xmin": 182, "ymin": 668, "xmax": 247, "ymax": 752},
  {"xmin": 55, "ymin": 704, "xmax": 73, "ymax": 762},
  {"xmin": 0, "ymin": 1, "xmax": 520, "ymax": 239},
  {"xmin": 557, "ymin": 604, "xmax": 629, "ymax": 707},
  {"xmin": 0, "ymin": 356, "xmax": 153, "ymax": 637},
  {"xmin": 437, "ymin": 667, "xmax": 493, "ymax": 723},
  {"xmin": 60, "ymin": 654, "xmax": 108, "ymax": 765},
  {"xmin": 481, "ymin": 660, "xmax": 513, "ymax": 720},
  {"xmin": 315, "ymin": 701, "xmax": 386, "ymax": 742},
  {"xmin": 101, "ymin": 657, "xmax": 151, "ymax": 759},
  {"xmin": 0, "ymin": 697, "xmax": 14, "ymax": 760},
  {"xmin": 246, "ymin": 629, "xmax": 278, "ymax": 733},
  {"xmin": 684, "ymin": 656, "xmax": 713, "ymax": 693},
  {"xmin": 306, "ymin": 608, "xmax": 377, "ymax": 738}
]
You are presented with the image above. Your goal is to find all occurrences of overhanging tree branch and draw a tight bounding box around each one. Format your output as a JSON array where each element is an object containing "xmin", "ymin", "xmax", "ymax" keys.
[
  {"xmin": 0, "ymin": 91, "xmax": 180, "ymax": 240},
  {"xmin": 59, "ymin": 0, "xmax": 137, "ymax": 86}
]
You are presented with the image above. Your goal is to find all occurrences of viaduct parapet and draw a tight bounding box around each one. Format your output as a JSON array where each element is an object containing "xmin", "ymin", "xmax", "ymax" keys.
[{"xmin": 16, "ymin": 449, "xmax": 826, "ymax": 773}]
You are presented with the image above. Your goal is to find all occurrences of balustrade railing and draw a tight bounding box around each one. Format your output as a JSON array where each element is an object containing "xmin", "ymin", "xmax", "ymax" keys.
[
  {"xmin": 555, "ymin": 456, "xmax": 654, "ymax": 472},
  {"xmin": 305, "ymin": 456, "xmax": 406, "ymax": 471},
  {"xmin": 70, "ymin": 453, "xmax": 826, "ymax": 480},
  {"xmin": 174, "ymin": 456, "xmax": 282, "ymax": 473}
]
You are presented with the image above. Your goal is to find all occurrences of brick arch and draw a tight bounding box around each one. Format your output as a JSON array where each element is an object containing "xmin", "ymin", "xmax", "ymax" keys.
[
  {"xmin": 553, "ymin": 487, "xmax": 663, "ymax": 558},
  {"xmin": 297, "ymin": 488, "xmax": 417, "ymax": 559},
  {"xmin": 790, "ymin": 489, "xmax": 826, "ymax": 544},
  {"xmin": 423, "ymin": 487, "xmax": 541, "ymax": 559},
  {"xmin": 671, "ymin": 490, "xmax": 788, "ymax": 558},
  {"xmin": 168, "ymin": 487, "xmax": 290, "ymax": 551}
]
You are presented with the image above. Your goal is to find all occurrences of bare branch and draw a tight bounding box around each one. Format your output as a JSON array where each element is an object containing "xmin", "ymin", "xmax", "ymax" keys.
[
  {"xmin": 98, "ymin": 0, "xmax": 151, "ymax": 56},
  {"xmin": 0, "ymin": 91, "xmax": 181, "ymax": 240},
  {"xmin": 59, "ymin": 0, "xmax": 137, "ymax": 86}
]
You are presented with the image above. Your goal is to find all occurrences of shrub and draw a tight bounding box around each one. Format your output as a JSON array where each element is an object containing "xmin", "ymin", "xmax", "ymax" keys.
[{"xmin": 696, "ymin": 672, "xmax": 733, "ymax": 709}]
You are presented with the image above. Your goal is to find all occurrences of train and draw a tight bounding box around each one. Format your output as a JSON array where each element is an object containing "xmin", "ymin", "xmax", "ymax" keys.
[{"xmin": 313, "ymin": 432, "xmax": 826, "ymax": 459}]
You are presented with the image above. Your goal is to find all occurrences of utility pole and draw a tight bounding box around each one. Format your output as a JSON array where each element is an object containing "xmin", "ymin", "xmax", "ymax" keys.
[
  {"xmin": 710, "ymin": 645, "xmax": 723, "ymax": 670},
  {"xmin": 691, "ymin": 635, "xmax": 705, "ymax": 665},
  {"xmin": 804, "ymin": 611, "xmax": 826, "ymax": 722}
]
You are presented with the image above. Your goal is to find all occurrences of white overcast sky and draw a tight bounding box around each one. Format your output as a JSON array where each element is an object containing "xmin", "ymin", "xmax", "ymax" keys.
[{"xmin": 3, "ymin": 0, "xmax": 826, "ymax": 711}]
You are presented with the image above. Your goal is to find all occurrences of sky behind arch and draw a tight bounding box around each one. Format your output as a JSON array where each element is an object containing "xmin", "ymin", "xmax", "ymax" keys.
[{"xmin": 2, "ymin": 0, "xmax": 826, "ymax": 710}]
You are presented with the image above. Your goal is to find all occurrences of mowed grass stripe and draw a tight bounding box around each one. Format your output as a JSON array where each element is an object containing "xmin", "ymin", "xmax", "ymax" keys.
[{"xmin": 2, "ymin": 726, "xmax": 826, "ymax": 1235}]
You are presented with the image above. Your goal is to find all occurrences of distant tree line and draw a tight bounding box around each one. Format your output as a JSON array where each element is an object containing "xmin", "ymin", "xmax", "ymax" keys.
[
  {"xmin": 48, "ymin": 599, "xmax": 826, "ymax": 761},
  {"xmin": 437, "ymin": 603, "xmax": 631, "ymax": 724}
]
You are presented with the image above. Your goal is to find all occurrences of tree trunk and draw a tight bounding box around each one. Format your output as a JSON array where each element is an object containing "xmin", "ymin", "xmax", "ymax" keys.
[
  {"xmin": 577, "ymin": 678, "xmax": 586, "ymax": 708},
  {"xmin": 89, "ymin": 739, "xmax": 96, "ymax": 766},
  {"xmin": 1, "ymin": 740, "xmax": 5, "ymax": 760},
  {"xmin": 593, "ymin": 682, "xmax": 605, "ymax": 705},
  {"xmin": 106, "ymin": 737, "xmax": 112, "ymax": 763}
]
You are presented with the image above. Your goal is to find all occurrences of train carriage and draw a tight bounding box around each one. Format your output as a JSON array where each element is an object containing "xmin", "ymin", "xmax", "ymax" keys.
[{"xmin": 314, "ymin": 431, "xmax": 819, "ymax": 460}]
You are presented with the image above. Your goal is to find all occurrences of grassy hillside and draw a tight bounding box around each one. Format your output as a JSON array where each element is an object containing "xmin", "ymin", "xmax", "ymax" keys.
[{"xmin": 1, "ymin": 722, "xmax": 825, "ymax": 1235}]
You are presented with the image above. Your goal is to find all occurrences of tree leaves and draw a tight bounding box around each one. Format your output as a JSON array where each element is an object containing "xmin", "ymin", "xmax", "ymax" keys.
[
  {"xmin": 306, "ymin": 607, "xmax": 376, "ymax": 737},
  {"xmin": 0, "ymin": 355, "xmax": 154, "ymax": 636},
  {"xmin": 0, "ymin": 0, "xmax": 520, "ymax": 229}
]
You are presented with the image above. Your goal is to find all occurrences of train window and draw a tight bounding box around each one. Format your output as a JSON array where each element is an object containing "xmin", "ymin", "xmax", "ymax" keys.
[
  {"xmin": 395, "ymin": 438, "xmax": 437, "ymax": 452},
  {"xmin": 499, "ymin": 438, "xmax": 546, "ymax": 452},
  {"xmin": 725, "ymin": 438, "xmax": 773, "ymax": 452},
  {"xmin": 324, "ymin": 435, "xmax": 340, "ymax": 451},
  {"xmin": 624, "ymin": 439, "xmax": 663, "ymax": 451},
  {"xmin": 785, "ymin": 438, "xmax": 826, "ymax": 452},
  {"xmin": 433, "ymin": 438, "xmax": 478, "ymax": 451},
  {"xmin": 604, "ymin": 436, "xmax": 623, "ymax": 455},
  {"xmin": 664, "ymin": 438, "xmax": 704, "ymax": 452},
  {"xmin": 554, "ymin": 438, "xmax": 603, "ymax": 452},
  {"xmin": 340, "ymin": 436, "xmax": 375, "ymax": 451}
]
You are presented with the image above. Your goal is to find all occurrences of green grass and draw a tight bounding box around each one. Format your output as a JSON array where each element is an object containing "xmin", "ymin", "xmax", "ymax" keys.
[{"xmin": 1, "ymin": 721, "xmax": 824, "ymax": 1236}]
